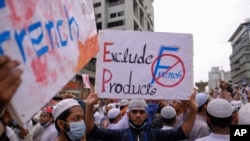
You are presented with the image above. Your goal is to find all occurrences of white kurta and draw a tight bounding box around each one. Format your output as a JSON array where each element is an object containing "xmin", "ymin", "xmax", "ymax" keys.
[{"xmin": 195, "ymin": 133, "xmax": 229, "ymax": 141}]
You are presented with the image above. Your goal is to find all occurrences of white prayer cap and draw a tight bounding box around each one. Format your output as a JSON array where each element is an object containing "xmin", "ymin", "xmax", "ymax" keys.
[
  {"xmin": 128, "ymin": 100, "xmax": 147, "ymax": 111},
  {"xmin": 33, "ymin": 112, "xmax": 41, "ymax": 122},
  {"xmin": 230, "ymin": 100, "xmax": 243, "ymax": 110},
  {"xmin": 52, "ymin": 98, "xmax": 80, "ymax": 120},
  {"xmin": 107, "ymin": 108, "xmax": 120, "ymax": 119},
  {"xmin": 238, "ymin": 103, "xmax": 250, "ymax": 125},
  {"xmin": 195, "ymin": 93, "xmax": 209, "ymax": 107},
  {"xmin": 119, "ymin": 99, "xmax": 129, "ymax": 106},
  {"xmin": 107, "ymin": 103, "xmax": 116, "ymax": 109},
  {"xmin": 207, "ymin": 98, "xmax": 234, "ymax": 118},
  {"xmin": 161, "ymin": 106, "xmax": 176, "ymax": 119}
]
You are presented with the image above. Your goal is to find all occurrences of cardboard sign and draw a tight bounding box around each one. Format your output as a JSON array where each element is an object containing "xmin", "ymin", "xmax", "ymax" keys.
[
  {"xmin": 95, "ymin": 30, "xmax": 193, "ymax": 100},
  {"xmin": 82, "ymin": 74, "xmax": 91, "ymax": 88},
  {"xmin": 0, "ymin": 0, "xmax": 99, "ymax": 125}
]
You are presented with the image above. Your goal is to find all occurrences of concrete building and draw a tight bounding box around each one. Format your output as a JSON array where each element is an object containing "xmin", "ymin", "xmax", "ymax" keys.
[
  {"xmin": 208, "ymin": 66, "xmax": 231, "ymax": 90},
  {"xmin": 195, "ymin": 81, "xmax": 208, "ymax": 93},
  {"xmin": 61, "ymin": 0, "xmax": 155, "ymax": 98},
  {"xmin": 228, "ymin": 19, "xmax": 250, "ymax": 87},
  {"xmin": 93, "ymin": 0, "xmax": 154, "ymax": 31}
]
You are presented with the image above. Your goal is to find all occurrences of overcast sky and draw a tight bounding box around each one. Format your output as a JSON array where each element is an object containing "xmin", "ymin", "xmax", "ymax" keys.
[{"xmin": 153, "ymin": 0, "xmax": 250, "ymax": 84}]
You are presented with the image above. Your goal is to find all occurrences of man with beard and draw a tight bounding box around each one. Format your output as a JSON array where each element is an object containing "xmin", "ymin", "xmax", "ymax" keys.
[
  {"xmin": 85, "ymin": 91, "xmax": 198, "ymax": 141},
  {"xmin": 30, "ymin": 107, "xmax": 57, "ymax": 141},
  {"xmin": 53, "ymin": 98, "xmax": 86, "ymax": 141}
]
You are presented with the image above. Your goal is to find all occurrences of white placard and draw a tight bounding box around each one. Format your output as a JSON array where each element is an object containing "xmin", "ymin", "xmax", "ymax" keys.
[
  {"xmin": 95, "ymin": 30, "xmax": 193, "ymax": 100},
  {"xmin": 0, "ymin": 0, "xmax": 99, "ymax": 125},
  {"xmin": 82, "ymin": 74, "xmax": 91, "ymax": 89}
]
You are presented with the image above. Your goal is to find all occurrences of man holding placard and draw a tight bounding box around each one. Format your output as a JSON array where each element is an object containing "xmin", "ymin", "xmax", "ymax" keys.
[{"xmin": 85, "ymin": 91, "xmax": 198, "ymax": 141}]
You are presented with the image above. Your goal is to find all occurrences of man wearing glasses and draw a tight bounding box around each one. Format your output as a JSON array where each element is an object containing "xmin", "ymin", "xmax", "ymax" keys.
[{"xmin": 28, "ymin": 107, "xmax": 57, "ymax": 141}]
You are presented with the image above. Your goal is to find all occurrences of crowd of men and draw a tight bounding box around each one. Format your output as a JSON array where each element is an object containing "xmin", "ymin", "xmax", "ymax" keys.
[{"xmin": 1, "ymin": 55, "xmax": 250, "ymax": 141}]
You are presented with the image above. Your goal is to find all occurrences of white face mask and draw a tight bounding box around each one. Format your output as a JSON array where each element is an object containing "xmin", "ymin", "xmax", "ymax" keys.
[{"xmin": 65, "ymin": 120, "xmax": 86, "ymax": 141}]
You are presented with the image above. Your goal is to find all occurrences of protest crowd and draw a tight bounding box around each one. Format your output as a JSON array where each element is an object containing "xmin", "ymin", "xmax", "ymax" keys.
[{"xmin": 1, "ymin": 55, "xmax": 250, "ymax": 141}]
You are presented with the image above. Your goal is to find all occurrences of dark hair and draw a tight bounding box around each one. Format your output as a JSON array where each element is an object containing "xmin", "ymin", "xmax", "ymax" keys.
[
  {"xmin": 55, "ymin": 108, "xmax": 71, "ymax": 133},
  {"xmin": 109, "ymin": 118, "xmax": 116, "ymax": 123},
  {"xmin": 197, "ymin": 100, "xmax": 209, "ymax": 113},
  {"xmin": 150, "ymin": 114, "xmax": 163, "ymax": 129},
  {"xmin": 161, "ymin": 116, "xmax": 176, "ymax": 124},
  {"xmin": 120, "ymin": 105, "xmax": 127, "ymax": 110},
  {"xmin": 207, "ymin": 112, "xmax": 232, "ymax": 128}
]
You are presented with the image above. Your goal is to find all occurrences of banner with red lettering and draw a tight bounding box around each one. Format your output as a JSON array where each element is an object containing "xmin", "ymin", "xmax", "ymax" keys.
[
  {"xmin": 0, "ymin": 0, "xmax": 99, "ymax": 125},
  {"xmin": 95, "ymin": 30, "xmax": 193, "ymax": 100}
]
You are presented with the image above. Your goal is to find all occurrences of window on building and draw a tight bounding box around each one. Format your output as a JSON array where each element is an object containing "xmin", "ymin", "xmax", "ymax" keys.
[
  {"xmin": 96, "ymin": 13, "xmax": 101, "ymax": 19},
  {"xmin": 245, "ymin": 47, "xmax": 250, "ymax": 51},
  {"xmin": 117, "ymin": 11, "xmax": 124, "ymax": 17},
  {"xmin": 235, "ymin": 60, "xmax": 240, "ymax": 64},
  {"xmin": 93, "ymin": 2, "xmax": 101, "ymax": 8},
  {"xmin": 246, "ymin": 54, "xmax": 250, "ymax": 60},
  {"xmin": 110, "ymin": 13, "xmax": 116, "ymax": 18},
  {"xmin": 109, "ymin": 0, "xmax": 119, "ymax": 2},
  {"xmin": 96, "ymin": 22, "xmax": 102, "ymax": 30},
  {"xmin": 107, "ymin": 20, "xmax": 125, "ymax": 28},
  {"xmin": 109, "ymin": 0, "xmax": 125, "ymax": 7},
  {"xmin": 91, "ymin": 59, "xmax": 96, "ymax": 71},
  {"xmin": 247, "ymin": 24, "xmax": 250, "ymax": 30}
]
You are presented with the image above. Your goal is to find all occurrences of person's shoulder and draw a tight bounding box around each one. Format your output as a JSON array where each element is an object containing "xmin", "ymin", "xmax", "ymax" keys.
[
  {"xmin": 194, "ymin": 135, "xmax": 210, "ymax": 141},
  {"xmin": 48, "ymin": 123, "xmax": 57, "ymax": 131}
]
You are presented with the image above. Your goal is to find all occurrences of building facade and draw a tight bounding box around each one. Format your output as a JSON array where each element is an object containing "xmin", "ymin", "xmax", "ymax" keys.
[
  {"xmin": 93, "ymin": 0, "xmax": 154, "ymax": 31},
  {"xmin": 61, "ymin": 0, "xmax": 155, "ymax": 98},
  {"xmin": 228, "ymin": 19, "xmax": 250, "ymax": 87},
  {"xmin": 208, "ymin": 66, "xmax": 231, "ymax": 90}
]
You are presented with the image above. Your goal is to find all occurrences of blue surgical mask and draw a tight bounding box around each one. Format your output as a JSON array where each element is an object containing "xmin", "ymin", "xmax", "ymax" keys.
[
  {"xmin": 41, "ymin": 122, "xmax": 50, "ymax": 128},
  {"xmin": 66, "ymin": 120, "xmax": 86, "ymax": 141}
]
